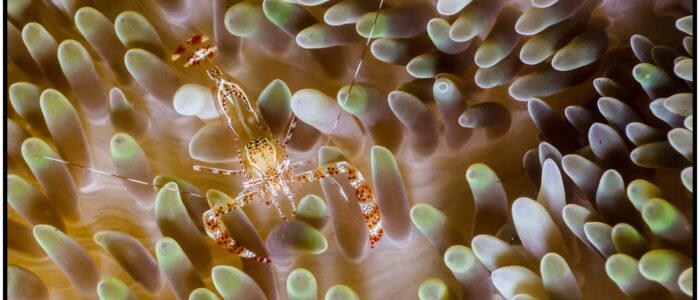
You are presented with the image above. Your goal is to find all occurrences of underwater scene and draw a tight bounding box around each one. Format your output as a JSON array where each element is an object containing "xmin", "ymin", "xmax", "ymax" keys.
[{"xmin": 6, "ymin": 0, "xmax": 695, "ymax": 299}]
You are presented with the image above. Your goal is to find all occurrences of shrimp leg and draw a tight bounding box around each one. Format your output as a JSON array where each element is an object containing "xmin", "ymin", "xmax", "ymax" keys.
[
  {"xmin": 294, "ymin": 162, "xmax": 384, "ymax": 248},
  {"xmin": 202, "ymin": 190, "xmax": 271, "ymax": 263}
]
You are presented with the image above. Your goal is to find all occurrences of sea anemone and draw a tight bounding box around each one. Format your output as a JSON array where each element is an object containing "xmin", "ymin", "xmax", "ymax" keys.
[{"xmin": 6, "ymin": 0, "xmax": 694, "ymax": 299}]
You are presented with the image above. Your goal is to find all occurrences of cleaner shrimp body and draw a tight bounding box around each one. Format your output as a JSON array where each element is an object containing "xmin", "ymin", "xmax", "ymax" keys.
[{"xmin": 173, "ymin": 35, "xmax": 383, "ymax": 263}]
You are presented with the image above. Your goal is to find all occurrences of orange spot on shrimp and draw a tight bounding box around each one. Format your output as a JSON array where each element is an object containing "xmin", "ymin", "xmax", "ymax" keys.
[
  {"xmin": 188, "ymin": 35, "xmax": 203, "ymax": 44},
  {"xmin": 174, "ymin": 45, "xmax": 185, "ymax": 55}
]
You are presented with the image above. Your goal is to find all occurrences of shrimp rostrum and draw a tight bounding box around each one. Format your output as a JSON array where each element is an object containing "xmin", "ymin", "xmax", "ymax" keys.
[{"xmin": 172, "ymin": 36, "xmax": 383, "ymax": 263}]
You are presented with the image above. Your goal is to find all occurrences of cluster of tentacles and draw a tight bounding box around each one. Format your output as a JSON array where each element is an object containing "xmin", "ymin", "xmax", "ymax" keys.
[{"xmin": 7, "ymin": 0, "xmax": 693, "ymax": 299}]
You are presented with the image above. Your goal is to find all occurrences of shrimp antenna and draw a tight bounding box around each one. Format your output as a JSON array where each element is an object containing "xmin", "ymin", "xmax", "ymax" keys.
[
  {"xmin": 31, "ymin": 154, "xmax": 204, "ymax": 198},
  {"xmin": 326, "ymin": 0, "xmax": 385, "ymax": 145}
]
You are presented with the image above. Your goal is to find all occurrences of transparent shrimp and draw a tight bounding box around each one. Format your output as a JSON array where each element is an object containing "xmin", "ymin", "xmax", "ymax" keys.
[{"xmin": 171, "ymin": 1, "xmax": 386, "ymax": 263}]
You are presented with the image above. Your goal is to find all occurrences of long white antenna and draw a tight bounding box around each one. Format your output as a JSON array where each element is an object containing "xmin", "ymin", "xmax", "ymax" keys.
[
  {"xmin": 326, "ymin": 0, "xmax": 385, "ymax": 145},
  {"xmin": 36, "ymin": 154, "xmax": 204, "ymax": 198}
]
